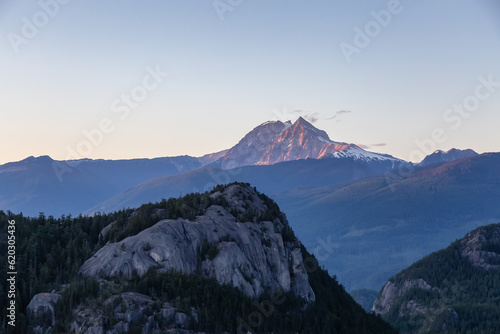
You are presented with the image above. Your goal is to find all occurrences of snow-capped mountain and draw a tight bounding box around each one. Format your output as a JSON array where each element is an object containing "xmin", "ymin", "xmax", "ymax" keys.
[
  {"xmin": 213, "ymin": 117, "xmax": 403, "ymax": 169},
  {"xmin": 419, "ymin": 148, "xmax": 478, "ymax": 166}
]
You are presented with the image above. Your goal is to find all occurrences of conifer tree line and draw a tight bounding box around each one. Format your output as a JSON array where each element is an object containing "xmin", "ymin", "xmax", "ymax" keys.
[{"xmin": 0, "ymin": 183, "xmax": 396, "ymax": 333}]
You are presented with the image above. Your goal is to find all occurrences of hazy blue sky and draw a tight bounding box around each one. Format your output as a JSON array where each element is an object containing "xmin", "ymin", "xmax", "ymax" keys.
[{"xmin": 1, "ymin": 0, "xmax": 499, "ymax": 164}]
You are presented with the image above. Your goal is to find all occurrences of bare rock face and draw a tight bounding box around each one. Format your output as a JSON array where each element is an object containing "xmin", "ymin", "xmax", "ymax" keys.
[
  {"xmin": 372, "ymin": 278, "xmax": 438, "ymax": 315},
  {"xmin": 26, "ymin": 293, "xmax": 61, "ymax": 331},
  {"xmin": 215, "ymin": 117, "xmax": 400, "ymax": 170},
  {"xmin": 68, "ymin": 291, "xmax": 199, "ymax": 334},
  {"xmin": 460, "ymin": 226, "xmax": 500, "ymax": 270},
  {"xmin": 403, "ymin": 300, "xmax": 427, "ymax": 316},
  {"xmin": 80, "ymin": 184, "xmax": 315, "ymax": 303},
  {"xmin": 372, "ymin": 281, "xmax": 397, "ymax": 315}
]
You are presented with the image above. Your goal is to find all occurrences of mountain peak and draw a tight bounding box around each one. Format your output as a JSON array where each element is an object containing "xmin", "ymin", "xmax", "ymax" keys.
[
  {"xmin": 419, "ymin": 148, "xmax": 478, "ymax": 166},
  {"xmin": 293, "ymin": 116, "xmax": 320, "ymax": 132},
  {"xmin": 289, "ymin": 116, "xmax": 333, "ymax": 143},
  {"xmin": 19, "ymin": 155, "xmax": 53, "ymax": 163},
  {"xmin": 260, "ymin": 120, "xmax": 284, "ymax": 127},
  {"xmin": 213, "ymin": 119, "xmax": 403, "ymax": 169},
  {"xmin": 295, "ymin": 116, "xmax": 310, "ymax": 125}
]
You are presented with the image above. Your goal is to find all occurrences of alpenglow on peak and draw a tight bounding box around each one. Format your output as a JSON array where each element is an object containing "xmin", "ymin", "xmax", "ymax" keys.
[{"xmin": 212, "ymin": 117, "xmax": 402, "ymax": 169}]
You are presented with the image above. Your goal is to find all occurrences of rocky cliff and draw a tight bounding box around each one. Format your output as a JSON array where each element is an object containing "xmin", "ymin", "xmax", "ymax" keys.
[
  {"xmin": 373, "ymin": 223, "xmax": 500, "ymax": 333},
  {"xmin": 26, "ymin": 293, "xmax": 61, "ymax": 333},
  {"xmin": 80, "ymin": 184, "xmax": 315, "ymax": 302}
]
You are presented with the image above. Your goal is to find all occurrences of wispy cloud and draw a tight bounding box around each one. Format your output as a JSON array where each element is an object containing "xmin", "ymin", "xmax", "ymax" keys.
[
  {"xmin": 324, "ymin": 110, "xmax": 351, "ymax": 121},
  {"xmin": 303, "ymin": 110, "xmax": 352, "ymax": 123},
  {"xmin": 271, "ymin": 107, "xmax": 352, "ymax": 124},
  {"xmin": 358, "ymin": 143, "xmax": 387, "ymax": 150},
  {"xmin": 336, "ymin": 110, "xmax": 351, "ymax": 115},
  {"xmin": 303, "ymin": 113, "xmax": 320, "ymax": 123}
]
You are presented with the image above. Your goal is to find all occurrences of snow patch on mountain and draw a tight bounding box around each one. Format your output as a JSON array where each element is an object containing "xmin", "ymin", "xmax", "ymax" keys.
[{"xmin": 330, "ymin": 145, "xmax": 400, "ymax": 162}]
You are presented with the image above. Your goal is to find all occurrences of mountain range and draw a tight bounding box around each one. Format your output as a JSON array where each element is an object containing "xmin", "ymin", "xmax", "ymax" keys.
[
  {"xmin": 0, "ymin": 117, "xmax": 405, "ymax": 217},
  {"xmin": 276, "ymin": 152, "xmax": 500, "ymax": 290},
  {"xmin": 1, "ymin": 117, "xmax": 496, "ymax": 294},
  {"xmin": 0, "ymin": 155, "xmax": 201, "ymax": 217}
]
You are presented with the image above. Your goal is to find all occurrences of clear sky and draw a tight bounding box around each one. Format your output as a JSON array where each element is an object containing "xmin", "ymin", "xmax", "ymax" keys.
[{"xmin": 1, "ymin": 0, "xmax": 499, "ymax": 164}]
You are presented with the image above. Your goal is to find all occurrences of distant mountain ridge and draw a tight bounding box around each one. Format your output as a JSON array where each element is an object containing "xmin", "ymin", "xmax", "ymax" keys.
[
  {"xmin": 418, "ymin": 148, "xmax": 478, "ymax": 166},
  {"xmin": 275, "ymin": 152, "xmax": 500, "ymax": 290},
  {"xmin": 0, "ymin": 117, "xmax": 407, "ymax": 217},
  {"xmin": 0, "ymin": 155, "xmax": 202, "ymax": 217},
  {"xmin": 85, "ymin": 157, "xmax": 395, "ymax": 215}
]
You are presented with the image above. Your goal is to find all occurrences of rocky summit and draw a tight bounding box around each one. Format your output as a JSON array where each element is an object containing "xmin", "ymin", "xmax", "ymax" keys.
[
  {"xmin": 80, "ymin": 183, "xmax": 315, "ymax": 302},
  {"xmin": 215, "ymin": 117, "xmax": 401, "ymax": 169}
]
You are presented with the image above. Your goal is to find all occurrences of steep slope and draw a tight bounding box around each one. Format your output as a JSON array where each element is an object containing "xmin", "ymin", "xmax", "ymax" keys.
[
  {"xmin": 418, "ymin": 148, "xmax": 478, "ymax": 166},
  {"xmin": 1, "ymin": 184, "xmax": 397, "ymax": 333},
  {"xmin": 373, "ymin": 223, "xmax": 500, "ymax": 334},
  {"xmin": 215, "ymin": 117, "xmax": 403, "ymax": 169},
  {"xmin": 0, "ymin": 155, "xmax": 201, "ymax": 217},
  {"xmin": 196, "ymin": 149, "xmax": 229, "ymax": 166}
]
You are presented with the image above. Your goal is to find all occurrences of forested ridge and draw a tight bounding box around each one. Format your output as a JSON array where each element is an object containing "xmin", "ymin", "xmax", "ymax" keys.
[
  {"xmin": 1, "ymin": 183, "xmax": 396, "ymax": 333},
  {"xmin": 378, "ymin": 223, "xmax": 500, "ymax": 333}
]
